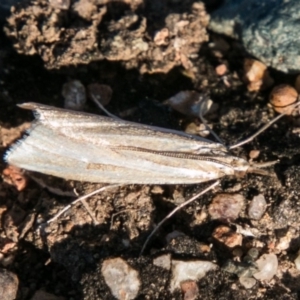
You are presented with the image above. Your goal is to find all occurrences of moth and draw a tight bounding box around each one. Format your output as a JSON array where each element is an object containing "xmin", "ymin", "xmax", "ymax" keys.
[{"xmin": 4, "ymin": 102, "xmax": 264, "ymax": 184}]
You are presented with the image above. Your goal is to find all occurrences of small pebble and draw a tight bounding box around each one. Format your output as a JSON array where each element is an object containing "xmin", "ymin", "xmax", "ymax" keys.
[
  {"xmin": 232, "ymin": 247, "xmax": 243, "ymax": 258},
  {"xmin": 243, "ymin": 58, "xmax": 273, "ymax": 91},
  {"xmin": 276, "ymin": 232, "xmax": 292, "ymax": 251},
  {"xmin": 101, "ymin": 257, "xmax": 140, "ymax": 300},
  {"xmin": 49, "ymin": 0, "xmax": 70, "ymax": 9},
  {"xmin": 253, "ymin": 253, "xmax": 278, "ymax": 281},
  {"xmin": 2, "ymin": 165, "xmax": 27, "ymax": 191},
  {"xmin": 239, "ymin": 277, "xmax": 256, "ymax": 289},
  {"xmin": 180, "ymin": 280, "xmax": 199, "ymax": 300},
  {"xmin": 295, "ymin": 74, "xmax": 300, "ymax": 93},
  {"xmin": 223, "ymin": 260, "xmax": 257, "ymax": 278},
  {"xmin": 249, "ymin": 150, "xmax": 260, "ymax": 159},
  {"xmin": 0, "ymin": 269, "xmax": 18, "ymax": 300},
  {"xmin": 294, "ymin": 250, "xmax": 300, "ymax": 270},
  {"xmin": 269, "ymin": 84, "xmax": 298, "ymax": 115},
  {"xmin": 184, "ymin": 122, "xmax": 212, "ymax": 138},
  {"xmin": 248, "ymin": 194, "xmax": 267, "ymax": 220},
  {"xmin": 167, "ymin": 91, "xmax": 217, "ymax": 118},
  {"xmin": 235, "ymin": 224, "xmax": 256, "ymax": 237},
  {"xmin": 87, "ymin": 83, "xmax": 112, "ymax": 106},
  {"xmin": 215, "ymin": 64, "xmax": 227, "ymax": 76},
  {"xmin": 62, "ymin": 80, "xmax": 86, "ymax": 110},
  {"xmin": 153, "ymin": 254, "xmax": 171, "ymax": 270},
  {"xmin": 209, "ymin": 193, "xmax": 244, "ymax": 221},
  {"xmin": 212, "ymin": 225, "xmax": 242, "ymax": 248},
  {"xmin": 247, "ymin": 248, "xmax": 260, "ymax": 260},
  {"xmin": 122, "ymin": 239, "xmax": 130, "ymax": 248},
  {"xmin": 170, "ymin": 260, "xmax": 217, "ymax": 292}
]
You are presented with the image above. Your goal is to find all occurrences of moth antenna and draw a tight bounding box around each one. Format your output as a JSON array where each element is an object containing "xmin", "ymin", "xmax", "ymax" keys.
[
  {"xmin": 251, "ymin": 160, "xmax": 279, "ymax": 168},
  {"xmin": 247, "ymin": 160, "xmax": 279, "ymax": 177},
  {"xmin": 247, "ymin": 167, "xmax": 275, "ymax": 177},
  {"xmin": 230, "ymin": 101, "xmax": 300, "ymax": 150}
]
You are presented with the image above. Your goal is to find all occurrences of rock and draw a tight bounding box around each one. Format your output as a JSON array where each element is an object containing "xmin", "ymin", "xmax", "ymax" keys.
[
  {"xmin": 247, "ymin": 248, "xmax": 260, "ymax": 260},
  {"xmin": 49, "ymin": 0, "xmax": 70, "ymax": 10},
  {"xmin": 253, "ymin": 253, "xmax": 278, "ymax": 281},
  {"xmin": 239, "ymin": 277, "xmax": 256, "ymax": 289},
  {"xmin": 208, "ymin": 193, "xmax": 244, "ymax": 221},
  {"xmin": 101, "ymin": 257, "xmax": 140, "ymax": 300},
  {"xmin": 212, "ymin": 225, "xmax": 242, "ymax": 248},
  {"xmin": 87, "ymin": 83, "xmax": 112, "ymax": 106},
  {"xmin": 170, "ymin": 260, "xmax": 217, "ymax": 292},
  {"xmin": 222, "ymin": 260, "xmax": 258, "ymax": 278},
  {"xmin": 167, "ymin": 91, "xmax": 217, "ymax": 118},
  {"xmin": 276, "ymin": 233, "xmax": 292, "ymax": 251},
  {"xmin": 269, "ymin": 84, "xmax": 298, "ymax": 115},
  {"xmin": 5, "ymin": 0, "xmax": 209, "ymax": 73},
  {"xmin": 180, "ymin": 280, "xmax": 199, "ymax": 300},
  {"xmin": 209, "ymin": 0, "xmax": 300, "ymax": 73},
  {"xmin": 62, "ymin": 80, "xmax": 86, "ymax": 110},
  {"xmin": 184, "ymin": 122, "xmax": 212, "ymax": 138},
  {"xmin": 2, "ymin": 165, "xmax": 27, "ymax": 191},
  {"xmin": 215, "ymin": 64, "xmax": 227, "ymax": 76},
  {"xmin": 249, "ymin": 150, "xmax": 260, "ymax": 160},
  {"xmin": 153, "ymin": 254, "xmax": 171, "ymax": 270},
  {"xmin": 294, "ymin": 251, "xmax": 300, "ymax": 270},
  {"xmin": 248, "ymin": 194, "xmax": 267, "ymax": 220},
  {"xmin": 243, "ymin": 59, "xmax": 273, "ymax": 91},
  {"xmin": 0, "ymin": 269, "xmax": 18, "ymax": 300}
]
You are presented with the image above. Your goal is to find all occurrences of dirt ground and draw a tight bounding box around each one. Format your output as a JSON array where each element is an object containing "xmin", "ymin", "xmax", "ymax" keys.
[{"xmin": 1, "ymin": 1, "xmax": 300, "ymax": 299}]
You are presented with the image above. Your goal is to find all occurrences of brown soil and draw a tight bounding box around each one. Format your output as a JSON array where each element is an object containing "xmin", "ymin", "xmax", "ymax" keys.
[{"xmin": 1, "ymin": 1, "xmax": 300, "ymax": 299}]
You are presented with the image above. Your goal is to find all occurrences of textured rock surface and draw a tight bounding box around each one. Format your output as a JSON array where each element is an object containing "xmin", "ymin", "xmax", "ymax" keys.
[
  {"xmin": 253, "ymin": 253, "xmax": 278, "ymax": 281},
  {"xmin": 0, "ymin": 269, "xmax": 19, "ymax": 300},
  {"xmin": 209, "ymin": 0, "xmax": 300, "ymax": 73},
  {"xmin": 170, "ymin": 260, "xmax": 217, "ymax": 292},
  {"xmin": 101, "ymin": 257, "xmax": 140, "ymax": 300},
  {"xmin": 4, "ymin": 0, "xmax": 209, "ymax": 73}
]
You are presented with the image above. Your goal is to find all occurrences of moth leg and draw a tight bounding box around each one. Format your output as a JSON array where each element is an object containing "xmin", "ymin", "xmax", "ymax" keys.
[
  {"xmin": 140, "ymin": 180, "xmax": 220, "ymax": 255},
  {"xmin": 198, "ymin": 96, "xmax": 225, "ymax": 146},
  {"xmin": 38, "ymin": 184, "xmax": 120, "ymax": 229},
  {"xmin": 90, "ymin": 92, "xmax": 122, "ymax": 120},
  {"xmin": 73, "ymin": 190, "xmax": 99, "ymax": 225}
]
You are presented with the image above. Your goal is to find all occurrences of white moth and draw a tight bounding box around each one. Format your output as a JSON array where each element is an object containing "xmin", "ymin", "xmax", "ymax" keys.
[{"xmin": 4, "ymin": 102, "xmax": 259, "ymax": 184}]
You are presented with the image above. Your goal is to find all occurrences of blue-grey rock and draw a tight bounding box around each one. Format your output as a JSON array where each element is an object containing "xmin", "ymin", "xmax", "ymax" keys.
[{"xmin": 209, "ymin": 0, "xmax": 300, "ymax": 73}]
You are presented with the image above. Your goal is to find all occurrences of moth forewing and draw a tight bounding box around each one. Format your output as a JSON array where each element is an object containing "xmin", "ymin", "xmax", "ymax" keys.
[
  {"xmin": 5, "ymin": 102, "xmax": 250, "ymax": 184},
  {"xmin": 21, "ymin": 102, "xmax": 225, "ymax": 152}
]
